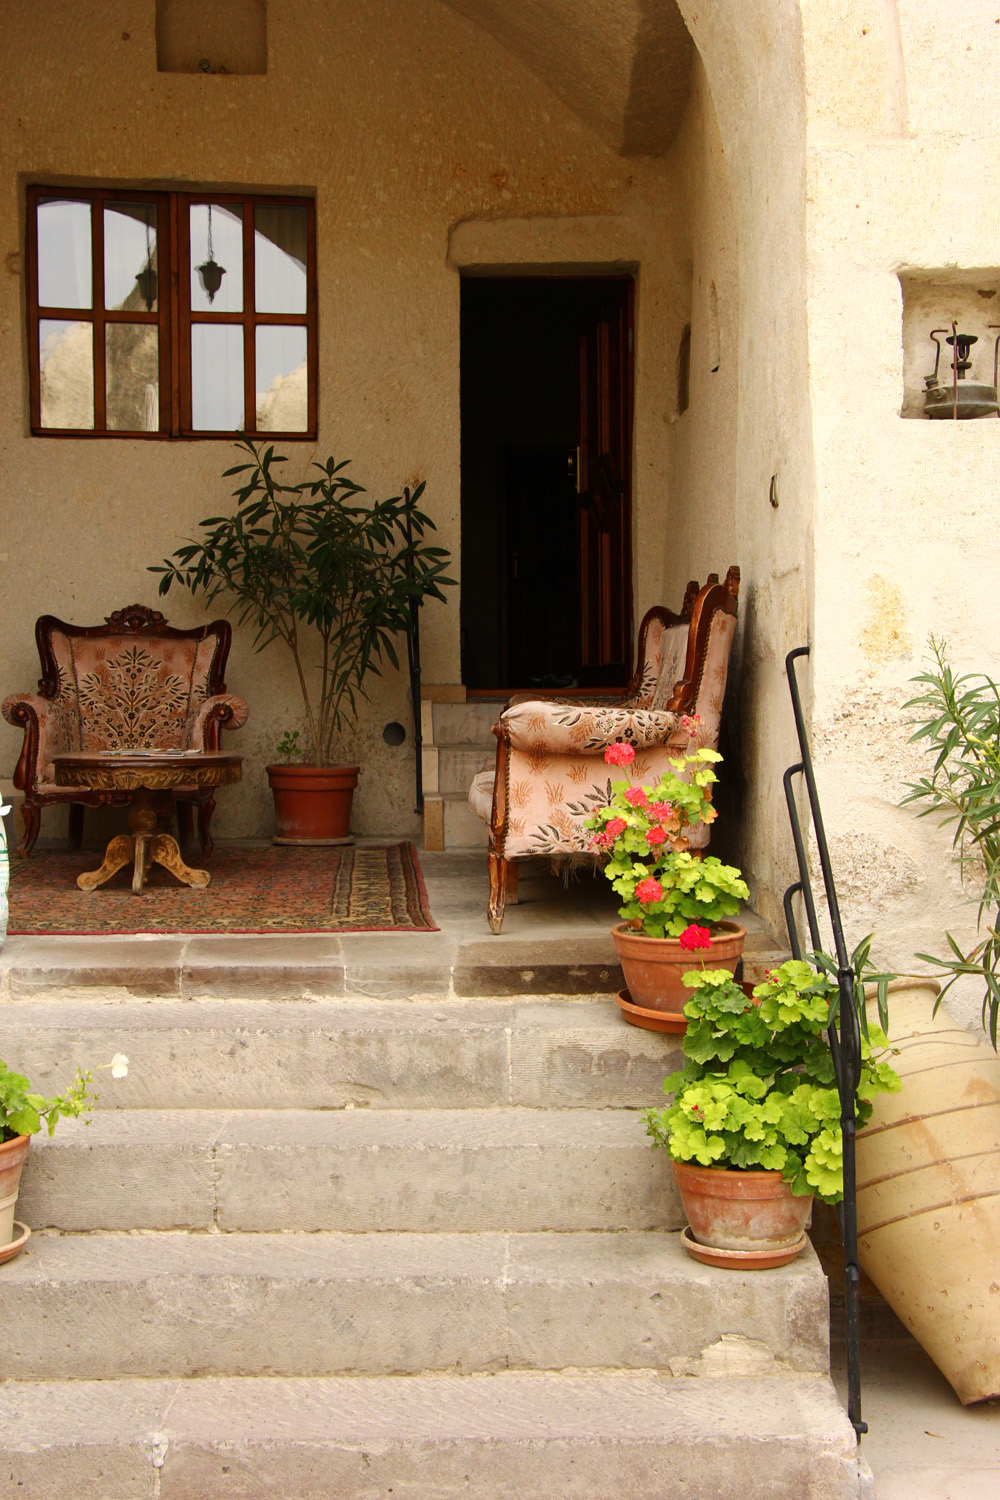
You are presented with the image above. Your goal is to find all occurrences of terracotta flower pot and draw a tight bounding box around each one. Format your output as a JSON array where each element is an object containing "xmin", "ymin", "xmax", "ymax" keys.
[
  {"xmin": 266, "ymin": 763, "xmax": 360, "ymax": 845},
  {"xmin": 856, "ymin": 978, "xmax": 1000, "ymax": 1404},
  {"xmin": 0, "ymin": 1133, "xmax": 30, "ymax": 1249},
  {"xmin": 612, "ymin": 920, "xmax": 746, "ymax": 1020},
  {"xmin": 672, "ymin": 1158, "xmax": 813, "ymax": 1264}
]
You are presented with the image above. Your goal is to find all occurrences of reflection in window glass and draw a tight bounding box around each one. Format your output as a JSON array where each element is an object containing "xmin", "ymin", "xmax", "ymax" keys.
[
  {"xmin": 105, "ymin": 204, "xmax": 158, "ymax": 312},
  {"xmin": 37, "ymin": 199, "xmax": 92, "ymax": 309},
  {"xmin": 106, "ymin": 325, "xmax": 159, "ymax": 431},
  {"xmin": 256, "ymin": 326, "xmax": 308, "ymax": 431},
  {"xmin": 39, "ymin": 319, "xmax": 94, "ymax": 428},
  {"xmin": 189, "ymin": 203, "xmax": 243, "ymax": 312},
  {"xmin": 191, "ymin": 324, "xmax": 244, "ymax": 430},
  {"xmin": 254, "ymin": 206, "xmax": 308, "ymax": 313}
]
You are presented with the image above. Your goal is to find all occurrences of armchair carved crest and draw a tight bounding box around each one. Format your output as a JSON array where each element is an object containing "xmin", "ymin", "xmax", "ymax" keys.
[
  {"xmin": 2, "ymin": 604, "xmax": 248, "ymax": 856},
  {"xmin": 468, "ymin": 567, "xmax": 740, "ymax": 932}
]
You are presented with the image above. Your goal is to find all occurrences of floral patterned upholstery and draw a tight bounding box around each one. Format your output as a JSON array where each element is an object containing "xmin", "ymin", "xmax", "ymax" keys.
[
  {"xmin": 469, "ymin": 568, "xmax": 740, "ymax": 930},
  {"xmin": 3, "ymin": 604, "xmax": 248, "ymax": 855}
]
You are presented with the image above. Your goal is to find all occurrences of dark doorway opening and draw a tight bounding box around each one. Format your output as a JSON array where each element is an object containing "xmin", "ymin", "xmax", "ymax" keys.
[{"xmin": 460, "ymin": 275, "xmax": 634, "ymax": 691}]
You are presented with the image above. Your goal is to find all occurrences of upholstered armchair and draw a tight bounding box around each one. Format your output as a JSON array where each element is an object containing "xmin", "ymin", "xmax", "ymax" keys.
[
  {"xmin": 2, "ymin": 604, "xmax": 248, "ymax": 856},
  {"xmin": 468, "ymin": 567, "xmax": 740, "ymax": 932}
]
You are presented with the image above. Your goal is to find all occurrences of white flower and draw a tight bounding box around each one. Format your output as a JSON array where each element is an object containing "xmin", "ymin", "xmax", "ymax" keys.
[{"xmin": 111, "ymin": 1053, "xmax": 129, "ymax": 1079}]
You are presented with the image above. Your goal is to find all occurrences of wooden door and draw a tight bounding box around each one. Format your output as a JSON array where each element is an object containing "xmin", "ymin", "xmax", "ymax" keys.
[{"xmin": 577, "ymin": 284, "xmax": 634, "ymax": 682}]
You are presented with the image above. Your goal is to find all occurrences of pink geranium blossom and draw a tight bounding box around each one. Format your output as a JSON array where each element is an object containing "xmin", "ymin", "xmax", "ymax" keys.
[
  {"xmin": 678, "ymin": 923, "xmax": 712, "ymax": 951},
  {"xmin": 623, "ymin": 787, "xmax": 648, "ymax": 807},
  {"xmin": 635, "ymin": 876, "xmax": 664, "ymax": 904},
  {"xmin": 590, "ymin": 830, "xmax": 613, "ymax": 850},
  {"xmin": 645, "ymin": 826, "xmax": 667, "ymax": 847},
  {"xmin": 648, "ymin": 801, "xmax": 674, "ymax": 822},
  {"xmin": 605, "ymin": 817, "xmax": 627, "ymax": 839},
  {"xmin": 604, "ymin": 742, "xmax": 635, "ymax": 766}
]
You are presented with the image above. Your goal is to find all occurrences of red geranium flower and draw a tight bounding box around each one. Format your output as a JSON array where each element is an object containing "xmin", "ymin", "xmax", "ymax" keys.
[
  {"xmin": 635, "ymin": 876, "xmax": 664, "ymax": 904},
  {"xmin": 678, "ymin": 923, "xmax": 712, "ymax": 951},
  {"xmin": 649, "ymin": 801, "xmax": 674, "ymax": 822},
  {"xmin": 604, "ymin": 742, "xmax": 635, "ymax": 766},
  {"xmin": 645, "ymin": 826, "xmax": 667, "ymax": 846},
  {"xmin": 623, "ymin": 787, "xmax": 648, "ymax": 807},
  {"xmin": 605, "ymin": 817, "xmax": 627, "ymax": 838}
]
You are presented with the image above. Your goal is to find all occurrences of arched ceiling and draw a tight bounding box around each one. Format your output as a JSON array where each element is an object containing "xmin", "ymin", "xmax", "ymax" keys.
[{"xmin": 440, "ymin": 0, "xmax": 693, "ymax": 156}]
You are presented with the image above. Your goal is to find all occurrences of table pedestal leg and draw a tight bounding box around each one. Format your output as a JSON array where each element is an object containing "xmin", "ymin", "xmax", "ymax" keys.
[{"xmin": 77, "ymin": 791, "xmax": 212, "ymax": 894}]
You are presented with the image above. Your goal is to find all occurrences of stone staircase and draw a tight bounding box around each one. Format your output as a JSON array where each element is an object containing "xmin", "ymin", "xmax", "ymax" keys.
[
  {"xmin": 421, "ymin": 698, "xmax": 499, "ymax": 850},
  {"xmin": 0, "ymin": 985, "xmax": 865, "ymax": 1498}
]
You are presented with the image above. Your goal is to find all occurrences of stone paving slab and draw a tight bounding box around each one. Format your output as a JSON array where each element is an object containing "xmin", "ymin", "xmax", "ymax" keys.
[
  {"xmin": 0, "ymin": 1229, "xmax": 829, "ymax": 1380},
  {"xmin": 16, "ymin": 1108, "xmax": 681, "ymax": 1232},
  {"xmin": 0, "ymin": 997, "xmax": 681, "ymax": 1110},
  {"xmin": 0, "ymin": 1372, "xmax": 863, "ymax": 1500}
]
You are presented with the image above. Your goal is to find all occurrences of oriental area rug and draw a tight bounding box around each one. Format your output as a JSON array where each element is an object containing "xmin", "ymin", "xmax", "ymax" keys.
[{"xmin": 5, "ymin": 842, "xmax": 437, "ymax": 936}]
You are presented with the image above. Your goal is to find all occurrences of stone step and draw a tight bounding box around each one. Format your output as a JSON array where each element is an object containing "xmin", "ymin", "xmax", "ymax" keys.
[
  {"xmin": 0, "ymin": 1229, "xmax": 829, "ymax": 1381},
  {"xmin": 437, "ymin": 742, "xmax": 496, "ymax": 794},
  {"xmin": 444, "ymin": 791, "xmax": 490, "ymax": 848},
  {"xmin": 431, "ymin": 699, "xmax": 502, "ymax": 746},
  {"xmin": 0, "ymin": 998, "xmax": 681, "ymax": 1111},
  {"xmin": 0, "ymin": 1370, "xmax": 864, "ymax": 1500},
  {"xmin": 16, "ymin": 1107, "xmax": 681, "ymax": 1233}
]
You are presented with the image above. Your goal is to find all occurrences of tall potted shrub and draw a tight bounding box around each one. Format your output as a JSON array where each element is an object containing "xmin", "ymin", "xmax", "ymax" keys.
[
  {"xmin": 585, "ymin": 738, "xmax": 749, "ymax": 1029},
  {"xmin": 152, "ymin": 440, "xmax": 454, "ymax": 843}
]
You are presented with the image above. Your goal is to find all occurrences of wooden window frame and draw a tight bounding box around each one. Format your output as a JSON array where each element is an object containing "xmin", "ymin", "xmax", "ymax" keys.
[{"xmin": 26, "ymin": 185, "xmax": 317, "ymax": 440}]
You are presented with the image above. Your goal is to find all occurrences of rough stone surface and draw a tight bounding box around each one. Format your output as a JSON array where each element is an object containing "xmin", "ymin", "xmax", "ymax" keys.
[
  {"xmin": 0, "ymin": 997, "xmax": 679, "ymax": 1110},
  {"xmin": 212, "ymin": 1107, "xmax": 680, "ymax": 1232},
  {"xmin": 0, "ymin": 1229, "xmax": 829, "ymax": 1380},
  {"xmin": 0, "ymin": 1372, "xmax": 863, "ymax": 1500}
]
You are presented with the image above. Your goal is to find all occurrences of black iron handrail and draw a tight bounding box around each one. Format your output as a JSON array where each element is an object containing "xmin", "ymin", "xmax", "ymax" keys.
[{"xmin": 783, "ymin": 645, "xmax": 867, "ymax": 1441}]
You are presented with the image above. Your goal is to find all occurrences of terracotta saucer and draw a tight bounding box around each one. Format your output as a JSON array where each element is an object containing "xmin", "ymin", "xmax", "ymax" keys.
[
  {"xmin": 614, "ymin": 988, "xmax": 687, "ymax": 1033},
  {"xmin": 680, "ymin": 1224, "xmax": 806, "ymax": 1270},
  {"xmin": 0, "ymin": 1222, "xmax": 31, "ymax": 1265}
]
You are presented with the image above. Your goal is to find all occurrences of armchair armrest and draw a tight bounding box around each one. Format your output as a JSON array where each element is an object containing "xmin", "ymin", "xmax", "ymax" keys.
[
  {"xmin": 2, "ymin": 692, "xmax": 74, "ymax": 791},
  {"xmin": 501, "ymin": 698, "xmax": 688, "ymax": 755},
  {"xmin": 186, "ymin": 693, "xmax": 250, "ymax": 750}
]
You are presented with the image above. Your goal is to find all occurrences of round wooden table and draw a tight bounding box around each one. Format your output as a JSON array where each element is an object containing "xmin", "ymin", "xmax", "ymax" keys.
[{"xmin": 52, "ymin": 751, "xmax": 242, "ymax": 894}]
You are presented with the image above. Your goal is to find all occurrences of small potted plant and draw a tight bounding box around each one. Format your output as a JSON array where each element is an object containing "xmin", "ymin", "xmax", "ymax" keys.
[
  {"xmin": 152, "ymin": 439, "xmax": 455, "ymax": 844},
  {"xmin": 644, "ymin": 959, "xmax": 900, "ymax": 1267},
  {"xmin": 1, "ymin": 1051, "xmax": 128, "ymax": 1263},
  {"xmin": 585, "ymin": 736, "xmax": 749, "ymax": 1028}
]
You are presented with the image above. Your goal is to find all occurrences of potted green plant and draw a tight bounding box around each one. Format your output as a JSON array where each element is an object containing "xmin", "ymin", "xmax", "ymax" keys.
[
  {"xmin": 903, "ymin": 639, "xmax": 1000, "ymax": 1047},
  {"xmin": 151, "ymin": 439, "xmax": 454, "ymax": 844},
  {"xmin": 1, "ymin": 1051, "xmax": 128, "ymax": 1263},
  {"xmin": 584, "ymin": 737, "xmax": 749, "ymax": 1028},
  {"xmin": 644, "ymin": 958, "xmax": 900, "ymax": 1267}
]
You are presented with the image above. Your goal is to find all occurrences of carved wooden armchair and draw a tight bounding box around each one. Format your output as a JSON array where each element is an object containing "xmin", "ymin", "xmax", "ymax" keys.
[
  {"xmin": 2, "ymin": 604, "xmax": 248, "ymax": 857},
  {"xmin": 468, "ymin": 567, "xmax": 740, "ymax": 932}
]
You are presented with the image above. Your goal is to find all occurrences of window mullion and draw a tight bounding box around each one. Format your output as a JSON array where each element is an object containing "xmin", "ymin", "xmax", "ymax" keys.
[
  {"xmin": 92, "ymin": 193, "xmax": 107, "ymax": 431},
  {"xmin": 243, "ymin": 199, "xmax": 255, "ymax": 435}
]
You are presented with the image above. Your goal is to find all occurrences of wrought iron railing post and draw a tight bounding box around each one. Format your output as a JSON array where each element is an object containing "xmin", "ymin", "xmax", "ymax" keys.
[{"xmin": 782, "ymin": 645, "xmax": 867, "ymax": 1441}]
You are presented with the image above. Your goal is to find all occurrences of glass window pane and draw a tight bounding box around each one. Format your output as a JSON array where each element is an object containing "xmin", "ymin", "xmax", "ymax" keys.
[
  {"xmin": 37, "ymin": 199, "xmax": 92, "ymax": 309},
  {"xmin": 106, "ymin": 325, "xmax": 160, "ymax": 431},
  {"xmin": 191, "ymin": 324, "xmax": 245, "ymax": 430},
  {"xmin": 189, "ymin": 203, "xmax": 243, "ymax": 312},
  {"xmin": 105, "ymin": 203, "xmax": 158, "ymax": 312},
  {"xmin": 256, "ymin": 326, "xmax": 308, "ymax": 431},
  {"xmin": 254, "ymin": 205, "xmax": 308, "ymax": 313},
  {"xmin": 39, "ymin": 319, "xmax": 94, "ymax": 429}
]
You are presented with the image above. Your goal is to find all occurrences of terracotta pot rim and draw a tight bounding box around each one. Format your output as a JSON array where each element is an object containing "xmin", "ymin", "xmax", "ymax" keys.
[
  {"xmin": 265, "ymin": 763, "xmax": 361, "ymax": 776},
  {"xmin": 671, "ymin": 1159, "xmax": 794, "ymax": 1182},
  {"xmin": 611, "ymin": 919, "xmax": 746, "ymax": 945},
  {"xmin": 0, "ymin": 1133, "xmax": 31, "ymax": 1154}
]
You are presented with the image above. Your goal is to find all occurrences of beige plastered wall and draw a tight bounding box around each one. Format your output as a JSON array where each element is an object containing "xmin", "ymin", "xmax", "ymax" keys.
[
  {"xmin": 0, "ymin": 0, "xmax": 695, "ymax": 843},
  {"xmin": 801, "ymin": 0, "xmax": 1000, "ymax": 1020}
]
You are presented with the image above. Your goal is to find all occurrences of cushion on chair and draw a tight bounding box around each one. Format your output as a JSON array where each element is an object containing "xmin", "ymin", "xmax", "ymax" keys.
[{"xmin": 468, "ymin": 770, "xmax": 494, "ymax": 825}]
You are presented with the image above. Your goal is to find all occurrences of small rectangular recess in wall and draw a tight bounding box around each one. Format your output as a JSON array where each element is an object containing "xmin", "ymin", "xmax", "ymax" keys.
[
  {"xmin": 156, "ymin": 0, "xmax": 267, "ymax": 76},
  {"xmin": 900, "ymin": 269, "xmax": 1000, "ymax": 419}
]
